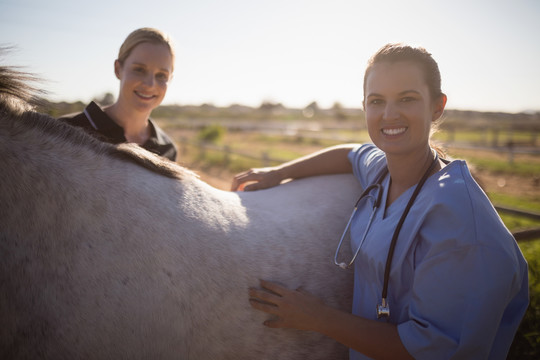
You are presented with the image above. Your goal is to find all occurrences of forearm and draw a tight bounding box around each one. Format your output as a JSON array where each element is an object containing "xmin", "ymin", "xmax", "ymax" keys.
[
  {"xmin": 232, "ymin": 144, "xmax": 356, "ymax": 191},
  {"xmin": 314, "ymin": 306, "xmax": 413, "ymax": 360},
  {"xmin": 275, "ymin": 144, "xmax": 355, "ymax": 181}
]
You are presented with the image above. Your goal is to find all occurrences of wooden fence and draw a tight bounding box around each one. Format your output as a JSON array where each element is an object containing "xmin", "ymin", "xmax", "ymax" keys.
[{"xmin": 178, "ymin": 137, "xmax": 289, "ymax": 167}]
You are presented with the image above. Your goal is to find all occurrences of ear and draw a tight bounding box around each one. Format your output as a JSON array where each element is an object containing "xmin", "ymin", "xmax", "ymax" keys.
[
  {"xmin": 114, "ymin": 60, "xmax": 121, "ymax": 80},
  {"xmin": 432, "ymin": 94, "xmax": 447, "ymax": 122}
]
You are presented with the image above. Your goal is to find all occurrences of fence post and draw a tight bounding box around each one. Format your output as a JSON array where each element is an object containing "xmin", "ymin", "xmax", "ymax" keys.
[
  {"xmin": 491, "ymin": 129, "xmax": 499, "ymax": 148},
  {"xmin": 481, "ymin": 128, "xmax": 488, "ymax": 147},
  {"xmin": 180, "ymin": 137, "xmax": 188, "ymax": 156},
  {"xmin": 199, "ymin": 141, "xmax": 206, "ymax": 159},
  {"xmin": 507, "ymin": 140, "xmax": 514, "ymax": 165},
  {"xmin": 224, "ymin": 145, "xmax": 231, "ymax": 165},
  {"xmin": 446, "ymin": 125, "xmax": 455, "ymax": 143}
]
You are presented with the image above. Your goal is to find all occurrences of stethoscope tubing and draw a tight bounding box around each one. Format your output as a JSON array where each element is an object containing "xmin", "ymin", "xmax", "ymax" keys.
[
  {"xmin": 335, "ymin": 151, "xmax": 440, "ymax": 319},
  {"xmin": 334, "ymin": 183, "xmax": 383, "ymax": 270}
]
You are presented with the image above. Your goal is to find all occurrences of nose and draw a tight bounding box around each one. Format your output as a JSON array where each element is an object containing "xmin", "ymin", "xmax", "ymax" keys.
[
  {"xmin": 142, "ymin": 74, "xmax": 155, "ymax": 87},
  {"xmin": 383, "ymin": 102, "xmax": 399, "ymax": 121}
]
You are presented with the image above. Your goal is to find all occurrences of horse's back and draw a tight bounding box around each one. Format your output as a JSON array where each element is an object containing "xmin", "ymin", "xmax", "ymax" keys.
[{"xmin": 0, "ymin": 86, "xmax": 361, "ymax": 358}]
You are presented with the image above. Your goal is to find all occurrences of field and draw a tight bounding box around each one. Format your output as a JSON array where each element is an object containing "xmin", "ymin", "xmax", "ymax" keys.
[{"xmin": 158, "ymin": 119, "xmax": 540, "ymax": 216}]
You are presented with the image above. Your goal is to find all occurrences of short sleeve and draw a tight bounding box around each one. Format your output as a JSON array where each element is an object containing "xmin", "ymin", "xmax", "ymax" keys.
[
  {"xmin": 396, "ymin": 187, "xmax": 528, "ymax": 359},
  {"xmin": 347, "ymin": 144, "xmax": 387, "ymax": 188},
  {"xmin": 399, "ymin": 244, "xmax": 523, "ymax": 358}
]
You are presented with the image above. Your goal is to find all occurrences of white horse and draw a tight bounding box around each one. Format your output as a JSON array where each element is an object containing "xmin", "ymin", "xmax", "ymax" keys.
[{"xmin": 0, "ymin": 67, "xmax": 362, "ymax": 359}]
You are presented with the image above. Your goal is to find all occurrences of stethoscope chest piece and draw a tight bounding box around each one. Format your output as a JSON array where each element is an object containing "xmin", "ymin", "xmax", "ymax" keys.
[{"xmin": 377, "ymin": 298, "xmax": 390, "ymax": 319}]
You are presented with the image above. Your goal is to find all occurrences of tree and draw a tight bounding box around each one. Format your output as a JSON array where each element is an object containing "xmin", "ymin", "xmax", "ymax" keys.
[
  {"xmin": 93, "ymin": 92, "xmax": 115, "ymax": 106},
  {"xmin": 303, "ymin": 101, "xmax": 319, "ymax": 118}
]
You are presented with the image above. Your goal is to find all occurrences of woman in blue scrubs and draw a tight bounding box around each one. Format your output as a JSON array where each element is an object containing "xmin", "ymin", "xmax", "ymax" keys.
[{"xmin": 233, "ymin": 44, "xmax": 528, "ymax": 359}]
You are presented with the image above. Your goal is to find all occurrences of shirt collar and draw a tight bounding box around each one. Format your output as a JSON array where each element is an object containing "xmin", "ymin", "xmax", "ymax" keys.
[
  {"xmin": 84, "ymin": 102, "xmax": 169, "ymax": 147},
  {"xmin": 84, "ymin": 101, "xmax": 125, "ymax": 142}
]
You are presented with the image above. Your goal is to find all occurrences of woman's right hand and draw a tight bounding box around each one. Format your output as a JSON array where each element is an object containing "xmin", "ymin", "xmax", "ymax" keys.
[
  {"xmin": 230, "ymin": 167, "xmax": 284, "ymax": 191},
  {"xmin": 230, "ymin": 145, "xmax": 354, "ymax": 192}
]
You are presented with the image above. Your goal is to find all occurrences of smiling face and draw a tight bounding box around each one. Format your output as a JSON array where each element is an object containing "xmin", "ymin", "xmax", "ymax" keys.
[
  {"xmin": 114, "ymin": 42, "xmax": 173, "ymax": 115},
  {"xmin": 363, "ymin": 60, "xmax": 445, "ymax": 158}
]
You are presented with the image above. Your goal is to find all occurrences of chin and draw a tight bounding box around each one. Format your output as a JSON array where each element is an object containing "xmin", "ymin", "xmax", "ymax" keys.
[{"xmin": 135, "ymin": 97, "xmax": 160, "ymax": 109}]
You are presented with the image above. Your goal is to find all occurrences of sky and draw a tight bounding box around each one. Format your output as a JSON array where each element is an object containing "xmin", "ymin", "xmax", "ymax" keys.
[{"xmin": 1, "ymin": 0, "xmax": 539, "ymax": 113}]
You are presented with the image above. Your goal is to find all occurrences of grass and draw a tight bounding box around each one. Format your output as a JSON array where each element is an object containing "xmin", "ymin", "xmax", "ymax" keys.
[
  {"xmin": 509, "ymin": 240, "xmax": 540, "ymax": 358},
  {"xmin": 500, "ymin": 214, "xmax": 540, "ymax": 234},
  {"xmin": 435, "ymin": 128, "xmax": 536, "ymax": 147},
  {"xmin": 488, "ymin": 193, "xmax": 540, "ymax": 236},
  {"xmin": 467, "ymin": 157, "xmax": 538, "ymax": 177},
  {"xmin": 489, "ymin": 193, "xmax": 540, "ymax": 214},
  {"xmin": 447, "ymin": 149, "xmax": 540, "ymax": 177}
]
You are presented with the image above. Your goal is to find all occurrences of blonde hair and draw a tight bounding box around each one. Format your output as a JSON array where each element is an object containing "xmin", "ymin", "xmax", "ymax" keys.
[{"xmin": 117, "ymin": 28, "xmax": 175, "ymax": 72}]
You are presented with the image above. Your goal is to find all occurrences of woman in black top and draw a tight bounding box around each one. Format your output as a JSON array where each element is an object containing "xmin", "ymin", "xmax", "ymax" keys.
[{"xmin": 60, "ymin": 27, "xmax": 177, "ymax": 161}]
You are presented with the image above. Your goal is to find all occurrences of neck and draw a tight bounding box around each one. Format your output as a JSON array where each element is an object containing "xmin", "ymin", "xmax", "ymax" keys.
[
  {"xmin": 385, "ymin": 147, "xmax": 438, "ymax": 206},
  {"xmin": 104, "ymin": 103, "xmax": 151, "ymax": 144}
]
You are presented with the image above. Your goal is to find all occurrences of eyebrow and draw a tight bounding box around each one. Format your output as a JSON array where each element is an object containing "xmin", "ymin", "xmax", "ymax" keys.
[
  {"xmin": 131, "ymin": 62, "xmax": 170, "ymax": 73},
  {"xmin": 366, "ymin": 89, "xmax": 422, "ymax": 98}
]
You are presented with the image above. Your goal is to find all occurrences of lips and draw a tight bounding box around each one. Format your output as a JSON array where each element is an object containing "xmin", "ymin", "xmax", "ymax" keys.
[
  {"xmin": 135, "ymin": 91, "xmax": 156, "ymax": 100},
  {"xmin": 381, "ymin": 127, "xmax": 407, "ymax": 136}
]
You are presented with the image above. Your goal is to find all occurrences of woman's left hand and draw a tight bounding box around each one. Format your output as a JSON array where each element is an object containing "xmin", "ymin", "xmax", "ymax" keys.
[
  {"xmin": 248, "ymin": 279, "xmax": 327, "ymax": 331},
  {"xmin": 249, "ymin": 280, "xmax": 413, "ymax": 359}
]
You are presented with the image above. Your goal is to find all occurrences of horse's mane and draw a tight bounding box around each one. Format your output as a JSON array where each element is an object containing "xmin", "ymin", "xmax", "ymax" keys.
[{"xmin": 0, "ymin": 64, "xmax": 189, "ymax": 180}]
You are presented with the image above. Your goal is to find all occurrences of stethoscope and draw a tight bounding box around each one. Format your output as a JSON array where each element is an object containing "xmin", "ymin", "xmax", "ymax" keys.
[{"xmin": 334, "ymin": 152, "xmax": 440, "ymax": 319}]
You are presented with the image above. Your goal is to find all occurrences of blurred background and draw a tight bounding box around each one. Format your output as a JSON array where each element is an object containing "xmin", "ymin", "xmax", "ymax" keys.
[
  {"xmin": 2, "ymin": 0, "xmax": 539, "ymax": 112},
  {"xmin": 2, "ymin": 0, "xmax": 539, "ymax": 357}
]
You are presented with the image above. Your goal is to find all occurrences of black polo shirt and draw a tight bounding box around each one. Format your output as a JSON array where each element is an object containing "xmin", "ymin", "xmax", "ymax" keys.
[{"xmin": 59, "ymin": 101, "xmax": 177, "ymax": 161}]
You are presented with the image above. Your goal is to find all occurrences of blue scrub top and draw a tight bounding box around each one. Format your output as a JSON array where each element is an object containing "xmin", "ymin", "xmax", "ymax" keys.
[{"xmin": 347, "ymin": 144, "xmax": 528, "ymax": 360}]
